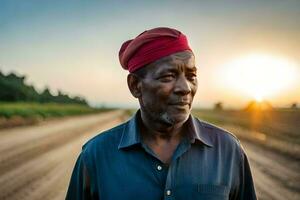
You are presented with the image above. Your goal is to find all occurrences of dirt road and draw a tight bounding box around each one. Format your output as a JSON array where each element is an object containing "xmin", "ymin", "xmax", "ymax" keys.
[
  {"xmin": 0, "ymin": 112, "xmax": 299, "ymax": 200},
  {"xmin": 222, "ymin": 125, "xmax": 300, "ymax": 200},
  {"xmin": 241, "ymin": 140, "xmax": 299, "ymax": 200},
  {"xmin": 0, "ymin": 110, "xmax": 127, "ymax": 200}
]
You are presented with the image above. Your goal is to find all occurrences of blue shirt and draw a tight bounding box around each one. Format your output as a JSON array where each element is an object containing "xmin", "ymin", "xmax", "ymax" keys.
[{"xmin": 66, "ymin": 111, "xmax": 257, "ymax": 200}]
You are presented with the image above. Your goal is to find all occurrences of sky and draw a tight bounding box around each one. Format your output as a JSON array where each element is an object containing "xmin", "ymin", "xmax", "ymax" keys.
[{"xmin": 0, "ymin": 0, "xmax": 299, "ymax": 109}]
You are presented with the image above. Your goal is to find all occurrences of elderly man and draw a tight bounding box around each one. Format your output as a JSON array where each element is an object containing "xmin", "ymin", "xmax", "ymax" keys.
[{"xmin": 66, "ymin": 27, "xmax": 257, "ymax": 200}]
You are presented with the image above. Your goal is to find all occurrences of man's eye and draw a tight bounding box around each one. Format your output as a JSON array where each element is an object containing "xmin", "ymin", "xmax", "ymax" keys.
[
  {"xmin": 187, "ymin": 74, "xmax": 197, "ymax": 81},
  {"xmin": 159, "ymin": 75, "xmax": 175, "ymax": 81}
]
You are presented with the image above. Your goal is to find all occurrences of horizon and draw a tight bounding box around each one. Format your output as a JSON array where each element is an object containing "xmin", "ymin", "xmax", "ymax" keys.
[{"xmin": 1, "ymin": 69, "xmax": 297, "ymax": 110}]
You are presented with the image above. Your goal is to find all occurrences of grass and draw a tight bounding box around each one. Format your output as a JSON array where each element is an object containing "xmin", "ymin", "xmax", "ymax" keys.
[
  {"xmin": 0, "ymin": 102, "xmax": 116, "ymax": 129},
  {"xmin": 0, "ymin": 102, "xmax": 113, "ymax": 119}
]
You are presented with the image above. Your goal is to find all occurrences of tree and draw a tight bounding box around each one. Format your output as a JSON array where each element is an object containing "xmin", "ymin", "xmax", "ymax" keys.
[
  {"xmin": 291, "ymin": 103, "xmax": 298, "ymax": 109},
  {"xmin": 0, "ymin": 70, "xmax": 88, "ymax": 105},
  {"xmin": 214, "ymin": 102, "xmax": 223, "ymax": 111}
]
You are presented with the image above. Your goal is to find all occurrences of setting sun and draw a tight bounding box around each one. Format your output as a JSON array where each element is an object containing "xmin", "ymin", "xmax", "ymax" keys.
[{"xmin": 219, "ymin": 54, "xmax": 299, "ymax": 101}]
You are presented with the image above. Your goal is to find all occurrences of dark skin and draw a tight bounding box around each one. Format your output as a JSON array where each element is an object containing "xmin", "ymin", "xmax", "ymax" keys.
[{"xmin": 127, "ymin": 51, "xmax": 198, "ymax": 164}]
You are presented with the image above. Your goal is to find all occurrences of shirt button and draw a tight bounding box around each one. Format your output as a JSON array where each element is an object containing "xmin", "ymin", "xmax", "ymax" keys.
[
  {"xmin": 157, "ymin": 165, "xmax": 162, "ymax": 171},
  {"xmin": 166, "ymin": 189, "xmax": 171, "ymax": 196}
]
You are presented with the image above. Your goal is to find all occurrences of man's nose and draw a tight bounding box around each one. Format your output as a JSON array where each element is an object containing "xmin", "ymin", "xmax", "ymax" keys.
[{"xmin": 174, "ymin": 75, "xmax": 191, "ymax": 95}]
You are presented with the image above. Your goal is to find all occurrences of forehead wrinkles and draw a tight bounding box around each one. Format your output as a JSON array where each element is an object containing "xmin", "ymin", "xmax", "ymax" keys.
[
  {"xmin": 169, "ymin": 52, "xmax": 194, "ymax": 66},
  {"xmin": 153, "ymin": 51, "xmax": 195, "ymax": 69},
  {"xmin": 149, "ymin": 51, "xmax": 193, "ymax": 66},
  {"xmin": 143, "ymin": 51, "xmax": 195, "ymax": 77}
]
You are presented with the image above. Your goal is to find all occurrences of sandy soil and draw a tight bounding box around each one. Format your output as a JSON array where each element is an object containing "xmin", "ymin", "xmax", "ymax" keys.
[
  {"xmin": 0, "ymin": 112, "xmax": 299, "ymax": 200},
  {"xmin": 217, "ymin": 124, "xmax": 300, "ymax": 200},
  {"xmin": 0, "ymin": 110, "xmax": 127, "ymax": 200},
  {"xmin": 241, "ymin": 140, "xmax": 299, "ymax": 200}
]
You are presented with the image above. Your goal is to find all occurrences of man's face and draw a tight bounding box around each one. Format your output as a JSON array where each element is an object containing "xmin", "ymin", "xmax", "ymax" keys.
[{"xmin": 138, "ymin": 51, "xmax": 198, "ymax": 126}]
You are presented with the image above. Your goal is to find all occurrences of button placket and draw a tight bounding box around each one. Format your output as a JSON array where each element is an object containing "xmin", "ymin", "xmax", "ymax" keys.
[
  {"xmin": 163, "ymin": 140, "xmax": 189, "ymax": 199},
  {"xmin": 163, "ymin": 161, "xmax": 174, "ymax": 199}
]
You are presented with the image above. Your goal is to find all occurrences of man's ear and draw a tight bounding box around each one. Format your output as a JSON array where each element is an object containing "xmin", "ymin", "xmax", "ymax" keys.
[{"xmin": 127, "ymin": 73, "xmax": 142, "ymax": 98}]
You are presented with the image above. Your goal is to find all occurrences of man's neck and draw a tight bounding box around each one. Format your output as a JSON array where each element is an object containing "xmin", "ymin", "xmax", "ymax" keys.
[
  {"xmin": 138, "ymin": 111, "xmax": 188, "ymax": 164},
  {"xmin": 139, "ymin": 111, "xmax": 186, "ymax": 143}
]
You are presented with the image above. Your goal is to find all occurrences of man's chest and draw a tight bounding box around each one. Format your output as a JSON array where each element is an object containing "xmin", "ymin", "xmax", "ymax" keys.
[{"xmin": 93, "ymin": 145, "xmax": 238, "ymax": 200}]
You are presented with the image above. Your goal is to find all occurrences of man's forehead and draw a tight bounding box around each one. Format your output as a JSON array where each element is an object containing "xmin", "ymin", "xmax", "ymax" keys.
[
  {"xmin": 155, "ymin": 51, "xmax": 194, "ymax": 64},
  {"xmin": 150, "ymin": 51, "xmax": 196, "ymax": 72}
]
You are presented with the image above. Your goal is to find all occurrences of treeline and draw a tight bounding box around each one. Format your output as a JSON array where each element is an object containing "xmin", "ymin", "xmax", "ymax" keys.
[{"xmin": 0, "ymin": 71, "xmax": 88, "ymax": 105}]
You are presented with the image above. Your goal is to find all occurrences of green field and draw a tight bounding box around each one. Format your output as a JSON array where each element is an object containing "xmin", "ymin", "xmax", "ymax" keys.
[
  {"xmin": 0, "ymin": 102, "xmax": 113, "ymax": 128},
  {"xmin": 0, "ymin": 102, "xmax": 110, "ymax": 118}
]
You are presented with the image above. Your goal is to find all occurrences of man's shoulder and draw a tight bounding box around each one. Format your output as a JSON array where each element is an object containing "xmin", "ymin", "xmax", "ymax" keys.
[
  {"xmin": 193, "ymin": 117, "xmax": 244, "ymax": 160},
  {"xmin": 193, "ymin": 116, "xmax": 241, "ymax": 146},
  {"xmin": 82, "ymin": 120, "xmax": 128, "ymax": 152}
]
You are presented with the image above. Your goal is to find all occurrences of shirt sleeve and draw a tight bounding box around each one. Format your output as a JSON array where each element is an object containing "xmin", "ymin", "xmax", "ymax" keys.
[
  {"xmin": 65, "ymin": 152, "xmax": 93, "ymax": 200},
  {"xmin": 231, "ymin": 144, "xmax": 257, "ymax": 200}
]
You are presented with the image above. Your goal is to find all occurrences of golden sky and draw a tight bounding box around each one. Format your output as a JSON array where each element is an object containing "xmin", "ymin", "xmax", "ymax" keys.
[{"xmin": 0, "ymin": 0, "xmax": 299, "ymax": 108}]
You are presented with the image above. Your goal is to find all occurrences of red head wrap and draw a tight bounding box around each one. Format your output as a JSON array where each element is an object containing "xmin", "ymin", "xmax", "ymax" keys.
[{"xmin": 119, "ymin": 27, "xmax": 193, "ymax": 72}]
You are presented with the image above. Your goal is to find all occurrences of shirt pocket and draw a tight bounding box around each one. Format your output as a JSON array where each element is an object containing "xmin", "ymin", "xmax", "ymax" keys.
[
  {"xmin": 175, "ymin": 184, "xmax": 229, "ymax": 200},
  {"xmin": 197, "ymin": 184, "xmax": 229, "ymax": 200}
]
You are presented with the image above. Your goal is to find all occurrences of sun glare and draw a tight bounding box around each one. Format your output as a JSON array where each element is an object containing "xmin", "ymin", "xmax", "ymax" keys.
[
  {"xmin": 220, "ymin": 54, "xmax": 298, "ymax": 101},
  {"xmin": 255, "ymin": 95, "xmax": 263, "ymax": 102}
]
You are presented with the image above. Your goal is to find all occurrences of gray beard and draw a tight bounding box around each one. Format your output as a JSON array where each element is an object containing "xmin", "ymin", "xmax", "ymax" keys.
[
  {"xmin": 140, "ymin": 101, "xmax": 175, "ymax": 127},
  {"xmin": 160, "ymin": 112, "xmax": 176, "ymax": 126}
]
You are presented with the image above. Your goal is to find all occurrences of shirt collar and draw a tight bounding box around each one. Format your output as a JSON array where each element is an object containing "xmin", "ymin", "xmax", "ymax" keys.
[
  {"xmin": 186, "ymin": 115, "xmax": 213, "ymax": 147},
  {"xmin": 118, "ymin": 111, "xmax": 142, "ymax": 149},
  {"xmin": 118, "ymin": 110, "xmax": 213, "ymax": 149}
]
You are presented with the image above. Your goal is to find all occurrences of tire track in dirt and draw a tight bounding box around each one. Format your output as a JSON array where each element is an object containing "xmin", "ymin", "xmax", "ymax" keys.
[
  {"xmin": 0, "ymin": 110, "xmax": 128, "ymax": 200},
  {"xmin": 0, "ymin": 110, "xmax": 125, "ymax": 174},
  {"xmin": 245, "ymin": 142, "xmax": 299, "ymax": 193},
  {"xmin": 233, "ymin": 132, "xmax": 300, "ymax": 200}
]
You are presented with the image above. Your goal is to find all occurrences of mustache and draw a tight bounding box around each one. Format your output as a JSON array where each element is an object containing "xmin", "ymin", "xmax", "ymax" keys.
[{"xmin": 168, "ymin": 99, "xmax": 191, "ymax": 105}]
